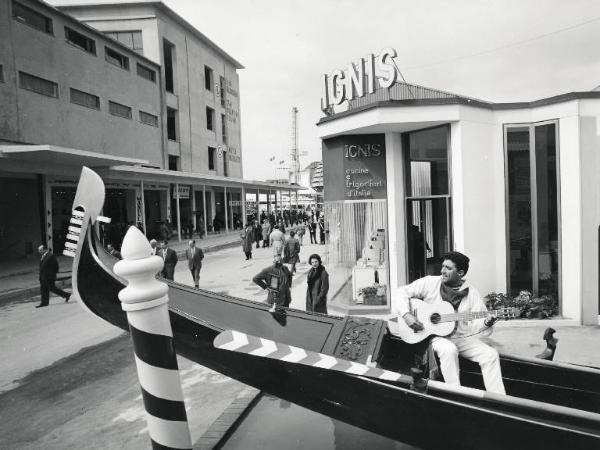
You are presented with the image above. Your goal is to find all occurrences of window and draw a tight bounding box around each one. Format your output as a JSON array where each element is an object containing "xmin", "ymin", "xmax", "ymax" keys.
[
  {"xmin": 104, "ymin": 30, "xmax": 143, "ymax": 53},
  {"xmin": 108, "ymin": 101, "xmax": 132, "ymax": 119},
  {"xmin": 221, "ymin": 113, "xmax": 227, "ymax": 144},
  {"xmin": 206, "ymin": 106, "xmax": 215, "ymax": 131},
  {"xmin": 223, "ymin": 150, "xmax": 228, "ymax": 177},
  {"xmin": 205, "ymin": 66, "xmax": 213, "ymax": 91},
  {"xmin": 168, "ymin": 155, "xmax": 179, "ymax": 171},
  {"xmin": 70, "ymin": 88, "xmax": 99, "ymax": 110},
  {"xmin": 139, "ymin": 110, "xmax": 158, "ymax": 127},
  {"xmin": 208, "ymin": 147, "xmax": 216, "ymax": 170},
  {"xmin": 12, "ymin": 1, "xmax": 53, "ymax": 34},
  {"xmin": 167, "ymin": 107, "xmax": 177, "ymax": 141},
  {"xmin": 0, "ymin": 65, "xmax": 4, "ymax": 83},
  {"xmin": 65, "ymin": 27, "xmax": 96, "ymax": 54},
  {"xmin": 403, "ymin": 126, "xmax": 452, "ymax": 281},
  {"xmin": 136, "ymin": 63, "xmax": 156, "ymax": 82},
  {"xmin": 505, "ymin": 122, "xmax": 559, "ymax": 298},
  {"xmin": 19, "ymin": 71, "xmax": 57, "ymax": 97},
  {"xmin": 163, "ymin": 39, "xmax": 175, "ymax": 93},
  {"xmin": 105, "ymin": 47, "xmax": 129, "ymax": 70},
  {"xmin": 219, "ymin": 75, "xmax": 226, "ymax": 107}
]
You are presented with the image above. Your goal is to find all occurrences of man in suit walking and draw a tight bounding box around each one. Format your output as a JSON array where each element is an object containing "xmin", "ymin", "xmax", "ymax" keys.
[
  {"xmin": 185, "ymin": 240, "xmax": 204, "ymax": 288},
  {"xmin": 37, "ymin": 245, "xmax": 70, "ymax": 308},
  {"xmin": 158, "ymin": 240, "xmax": 178, "ymax": 281}
]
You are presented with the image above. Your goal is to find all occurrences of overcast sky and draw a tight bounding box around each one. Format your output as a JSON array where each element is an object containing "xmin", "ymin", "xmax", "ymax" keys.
[{"xmin": 51, "ymin": 0, "xmax": 600, "ymax": 181}]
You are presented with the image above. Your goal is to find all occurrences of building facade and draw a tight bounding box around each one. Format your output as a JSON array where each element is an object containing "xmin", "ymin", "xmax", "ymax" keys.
[
  {"xmin": 0, "ymin": 0, "xmax": 297, "ymax": 261},
  {"xmin": 319, "ymin": 76, "xmax": 600, "ymax": 325}
]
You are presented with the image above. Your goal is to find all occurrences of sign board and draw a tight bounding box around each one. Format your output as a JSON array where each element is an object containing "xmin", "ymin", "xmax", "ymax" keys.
[
  {"xmin": 320, "ymin": 47, "xmax": 399, "ymax": 112},
  {"xmin": 323, "ymin": 134, "xmax": 387, "ymax": 201},
  {"xmin": 172, "ymin": 185, "xmax": 190, "ymax": 199}
]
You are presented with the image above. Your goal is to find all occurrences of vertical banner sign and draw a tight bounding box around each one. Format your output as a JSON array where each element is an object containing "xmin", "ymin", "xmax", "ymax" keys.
[{"xmin": 323, "ymin": 134, "xmax": 387, "ymax": 201}]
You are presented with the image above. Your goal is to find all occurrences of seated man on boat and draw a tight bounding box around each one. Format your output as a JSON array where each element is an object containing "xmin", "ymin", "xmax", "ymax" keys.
[{"xmin": 392, "ymin": 251, "xmax": 506, "ymax": 394}]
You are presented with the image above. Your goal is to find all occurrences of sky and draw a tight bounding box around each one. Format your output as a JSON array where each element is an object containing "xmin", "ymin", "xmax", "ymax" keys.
[{"xmin": 51, "ymin": 0, "xmax": 600, "ymax": 181}]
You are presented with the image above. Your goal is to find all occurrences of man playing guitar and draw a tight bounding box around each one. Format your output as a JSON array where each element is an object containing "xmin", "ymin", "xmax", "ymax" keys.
[{"xmin": 393, "ymin": 251, "xmax": 506, "ymax": 394}]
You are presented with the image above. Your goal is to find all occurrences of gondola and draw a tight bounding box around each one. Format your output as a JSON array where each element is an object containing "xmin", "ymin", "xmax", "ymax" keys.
[{"xmin": 67, "ymin": 168, "xmax": 600, "ymax": 450}]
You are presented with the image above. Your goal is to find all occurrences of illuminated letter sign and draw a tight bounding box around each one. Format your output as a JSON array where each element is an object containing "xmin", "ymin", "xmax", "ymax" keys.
[{"xmin": 321, "ymin": 47, "xmax": 399, "ymax": 111}]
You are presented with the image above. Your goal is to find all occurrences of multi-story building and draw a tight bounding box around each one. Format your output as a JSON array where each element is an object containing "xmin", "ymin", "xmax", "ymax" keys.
[{"xmin": 0, "ymin": 0, "xmax": 297, "ymax": 261}]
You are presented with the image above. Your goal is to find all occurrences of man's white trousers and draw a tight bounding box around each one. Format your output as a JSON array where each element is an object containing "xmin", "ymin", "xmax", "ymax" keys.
[{"xmin": 431, "ymin": 336, "xmax": 506, "ymax": 394}]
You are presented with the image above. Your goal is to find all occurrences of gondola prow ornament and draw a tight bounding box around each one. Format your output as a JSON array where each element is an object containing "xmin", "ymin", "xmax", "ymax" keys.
[{"xmin": 113, "ymin": 226, "xmax": 192, "ymax": 450}]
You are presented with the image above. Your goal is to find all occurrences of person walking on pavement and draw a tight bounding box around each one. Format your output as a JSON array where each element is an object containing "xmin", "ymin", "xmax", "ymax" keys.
[
  {"xmin": 241, "ymin": 223, "xmax": 254, "ymax": 260},
  {"xmin": 149, "ymin": 239, "xmax": 158, "ymax": 255},
  {"xmin": 296, "ymin": 221, "xmax": 306, "ymax": 246},
  {"xmin": 283, "ymin": 230, "xmax": 301, "ymax": 275},
  {"xmin": 309, "ymin": 219, "xmax": 317, "ymax": 244},
  {"xmin": 318, "ymin": 216, "xmax": 326, "ymax": 245},
  {"xmin": 185, "ymin": 240, "xmax": 204, "ymax": 288},
  {"xmin": 306, "ymin": 253, "xmax": 329, "ymax": 314},
  {"xmin": 261, "ymin": 219, "xmax": 271, "ymax": 248},
  {"xmin": 37, "ymin": 245, "xmax": 71, "ymax": 308},
  {"xmin": 253, "ymin": 254, "xmax": 292, "ymax": 313},
  {"xmin": 158, "ymin": 240, "xmax": 178, "ymax": 280},
  {"xmin": 253, "ymin": 219, "xmax": 262, "ymax": 249},
  {"xmin": 269, "ymin": 224, "xmax": 285, "ymax": 257}
]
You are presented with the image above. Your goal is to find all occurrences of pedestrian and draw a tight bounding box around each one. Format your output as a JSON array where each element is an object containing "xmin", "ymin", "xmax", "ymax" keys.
[
  {"xmin": 160, "ymin": 221, "xmax": 170, "ymax": 242},
  {"xmin": 253, "ymin": 219, "xmax": 262, "ymax": 249},
  {"xmin": 283, "ymin": 230, "xmax": 301, "ymax": 274},
  {"xmin": 185, "ymin": 240, "xmax": 204, "ymax": 288},
  {"xmin": 318, "ymin": 216, "xmax": 326, "ymax": 244},
  {"xmin": 306, "ymin": 253, "xmax": 329, "ymax": 314},
  {"xmin": 261, "ymin": 219, "xmax": 271, "ymax": 247},
  {"xmin": 149, "ymin": 239, "xmax": 158, "ymax": 255},
  {"xmin": 296, "ymin": 221, "xmax": 306, "ymax": 245},
  {"xmin": 106, "ymin": 243, "xmax": 122, "ymax": 259},
  {"xmin": 241, "ymin": 223, "xmax": 254, "ymax": 260},
  {"xmin": 269, "ymin": 224, "xmax": 285, "ymax": 257},
  {"xmin": 158, "ymin": 240, "xmax": 178, "ymax": 280},
  {"xmin": 309, "ymin": 219, "xmax": 317, "ymax": 244},
  {"xmin": 198, "ymin": 216, "xmax": 205, "ymax": 239},
  {"xmin": 252, "ymin": 254, "xmax": 292, "ymax": 313},
  {"xmin": 37, "ymin": 245, "xmax": 71, "ymax": 308}
]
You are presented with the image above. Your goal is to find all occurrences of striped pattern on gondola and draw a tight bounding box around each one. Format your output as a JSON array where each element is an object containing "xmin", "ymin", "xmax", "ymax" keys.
[
  {"xmin": 214, "ymin": 330, "xmax": 411, "ymax": 384},
  {"xmin": 62, "ymin": 208, "xmax": 85, "ymax": 258},
  {"xmin": 126, "ymin": 305, "xmax": 192, "ymax": 450}
]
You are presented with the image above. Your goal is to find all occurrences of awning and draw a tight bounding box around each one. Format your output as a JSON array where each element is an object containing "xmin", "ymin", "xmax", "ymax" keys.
[
  {"xmin": 102, "ymin": 165, "xmax": 303, "ymax": 191},
  {"xmin": 0, "ymin": 144, "xmax": 148, "ymax": 167}
]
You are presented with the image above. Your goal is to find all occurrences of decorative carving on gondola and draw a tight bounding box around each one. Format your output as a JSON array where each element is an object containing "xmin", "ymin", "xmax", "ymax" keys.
[{"xmin": 335, "ymin": 318, "xmax": 379, "ymax": 361}]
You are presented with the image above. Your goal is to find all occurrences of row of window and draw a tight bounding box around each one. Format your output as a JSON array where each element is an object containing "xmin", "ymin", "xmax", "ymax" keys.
[
  {"xmin": 17, "ymin": 70, "xmax": 159, "ymax": 127},
  {"xmin": 203, "ymin": 66, "xmax": 226, "ymax": 107},
  {"xmin": 12, "ymin": 1, "xmax": 156, "ymax": 83}
]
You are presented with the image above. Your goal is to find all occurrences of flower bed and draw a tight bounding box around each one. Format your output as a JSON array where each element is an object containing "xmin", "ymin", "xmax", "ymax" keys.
[{"xmin": 485, "ymin": 290, "xmax": 558, "ymax": 319}]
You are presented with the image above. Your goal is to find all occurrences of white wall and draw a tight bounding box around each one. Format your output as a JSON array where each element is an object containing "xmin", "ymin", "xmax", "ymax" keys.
[
  {"xmin": 450, "ymin": 116, "xmax": 498, "ymax": 295},
  {"xmin": 385, "ymin": 132, "xmax": 406, "ymax": 291}
]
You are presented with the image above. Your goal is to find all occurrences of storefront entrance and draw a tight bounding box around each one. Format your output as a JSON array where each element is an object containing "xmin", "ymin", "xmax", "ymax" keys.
[{"xmin": 406, "ymin": 198, "xmax": 452, "ymax": 281}]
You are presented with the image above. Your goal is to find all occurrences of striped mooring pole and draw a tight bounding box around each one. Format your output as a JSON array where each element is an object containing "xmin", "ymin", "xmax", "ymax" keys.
[{"xmin": 113, "ymin": 226, "xmax": 192, "ymax": 450}]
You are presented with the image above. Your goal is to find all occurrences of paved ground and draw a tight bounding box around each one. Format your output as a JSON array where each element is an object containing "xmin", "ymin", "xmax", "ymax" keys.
[{"xmin": 1, "ymin": 233, "xmax": 599, "ymax": 449}]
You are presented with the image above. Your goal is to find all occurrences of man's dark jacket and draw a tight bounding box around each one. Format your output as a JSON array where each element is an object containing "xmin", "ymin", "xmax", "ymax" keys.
[{"xmin": 39, "ymin": 251, "xmax": 59, "ymax": 282}]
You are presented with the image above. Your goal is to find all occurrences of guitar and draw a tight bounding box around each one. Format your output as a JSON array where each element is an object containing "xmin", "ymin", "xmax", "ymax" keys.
[{"xmin": 391, "ymin": 298, "xmax": 520, "ymax": 344}]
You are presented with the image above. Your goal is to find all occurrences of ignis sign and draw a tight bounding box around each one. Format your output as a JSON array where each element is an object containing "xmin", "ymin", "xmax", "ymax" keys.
[{"xmin": 321, "ymin": 47, "xmax": 399, "ymax": 111}]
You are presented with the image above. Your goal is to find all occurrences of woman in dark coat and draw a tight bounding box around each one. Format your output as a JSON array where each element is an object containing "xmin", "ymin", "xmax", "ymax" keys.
[{"xmin": 306, "ymin": 253, "xmax": 329, "ymax": 313}]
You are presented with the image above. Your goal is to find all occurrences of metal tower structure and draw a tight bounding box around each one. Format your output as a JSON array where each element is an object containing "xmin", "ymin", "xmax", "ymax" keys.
[{"xmin": 289, "ymin": 107, "xmax": 299, "ymax": 184}]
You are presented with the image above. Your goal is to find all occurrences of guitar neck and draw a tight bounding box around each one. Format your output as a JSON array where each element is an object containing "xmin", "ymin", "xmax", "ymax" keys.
[{"xmin": 440, "ymin": 310, "xmax": 495, "ymax": 323}]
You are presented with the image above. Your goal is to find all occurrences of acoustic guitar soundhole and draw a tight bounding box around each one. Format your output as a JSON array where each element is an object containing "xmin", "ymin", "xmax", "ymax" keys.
[{"xmin": 430, "ymin": 313, "xmax": 441, "ymax": 324}]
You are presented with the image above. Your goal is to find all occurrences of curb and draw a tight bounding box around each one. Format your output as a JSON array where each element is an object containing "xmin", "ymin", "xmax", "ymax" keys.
[
  {"xmin": 194, "ymin": 387, "xmax": 261, "ymax": 449},
  {"xmin": 175, "ymin": 239, "xmax": 240, "ymax": 260},
  {"xmin": 0, "ymin": 278, "xmax": 72, "ymax": 306}
]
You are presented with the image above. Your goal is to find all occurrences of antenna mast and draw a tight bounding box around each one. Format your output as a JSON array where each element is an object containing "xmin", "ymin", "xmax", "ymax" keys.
[{"xmin": 289, "ymin": 107, "xmax": 299, "ymax": 184}]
